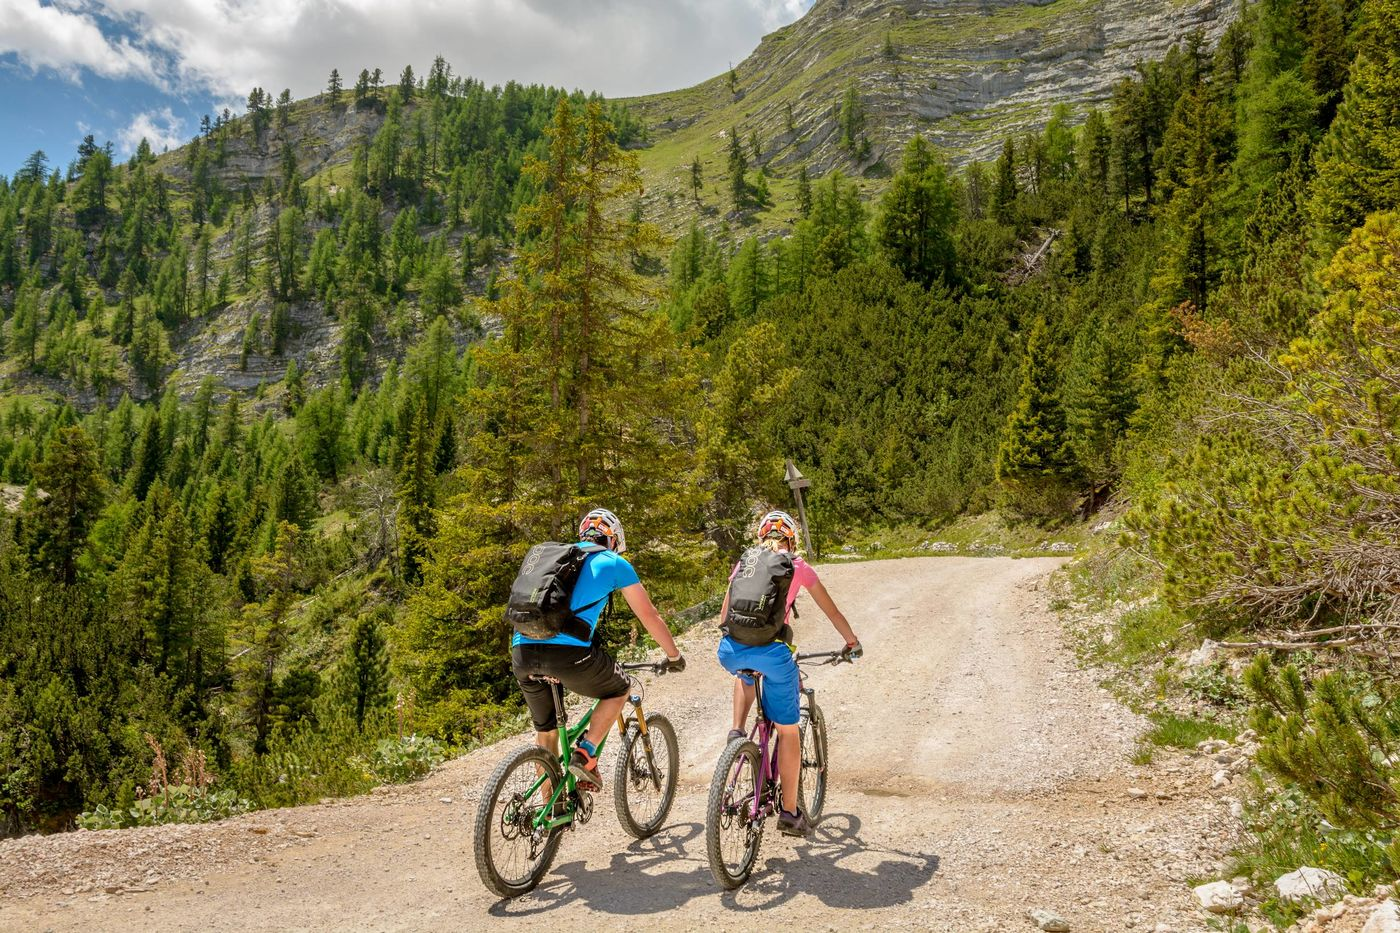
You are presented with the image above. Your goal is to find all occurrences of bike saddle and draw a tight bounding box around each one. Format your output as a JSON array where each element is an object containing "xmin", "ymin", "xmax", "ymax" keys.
[
  {"xmin": 528, "ymin": 674, "xmax": 563, "ymax": 684},
  {"xmin": 735, "ymin": 669, "xmax": 762, "ymax": 679}
]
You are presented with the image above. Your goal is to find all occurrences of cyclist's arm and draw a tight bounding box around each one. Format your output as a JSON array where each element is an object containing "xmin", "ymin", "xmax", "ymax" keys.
[
  {"xmin": 807, "ymin": 579, "xmax": 858, "ymax": 646},
  {"xmin": 620, "ymin": 583, "xmax": 681, "ymax": 659}
]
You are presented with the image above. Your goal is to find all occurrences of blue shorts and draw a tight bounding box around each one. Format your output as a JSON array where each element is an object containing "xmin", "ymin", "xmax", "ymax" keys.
[{"xmin": 717, "ymin": 637, "xmax": 800, "ymax": 726}]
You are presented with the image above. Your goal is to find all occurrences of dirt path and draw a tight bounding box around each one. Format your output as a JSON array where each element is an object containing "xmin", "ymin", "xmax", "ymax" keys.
[{"xmin": 1, "ymin": 557, "xmax": 1240, "ymax": 932}]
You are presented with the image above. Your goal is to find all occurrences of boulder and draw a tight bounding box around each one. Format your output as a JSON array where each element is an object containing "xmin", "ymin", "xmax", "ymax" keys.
[
  {"xmin": 1363, "ymin": 900, "xmax": 1400, "ymax": 933},
  {"xmin": 1275, "ymin": 867, "xmax": 1348, "ymax": 904},
  {"xmin": 1193, "ymin": 881, "xmax": 1243, "ymax": 914},
  {"xmin": 1027, "ymin": 908, "xmax": 1070, "ymax": 931}
]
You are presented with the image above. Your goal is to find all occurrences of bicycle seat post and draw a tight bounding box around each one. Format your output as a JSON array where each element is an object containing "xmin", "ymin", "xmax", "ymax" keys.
[{"xmin": 551, "ymin": 681, "xmax": 567, "ymax": 734}]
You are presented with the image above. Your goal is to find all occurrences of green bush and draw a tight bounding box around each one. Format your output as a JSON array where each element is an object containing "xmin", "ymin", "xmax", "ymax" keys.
[
  {"xmin": 1238, "ymin": 656, "xmax": 1400, "ymax": 894},
  {"xmin": 77, "ymin": 786, "xmax": 252, "ymax": 830},
  {"xmin": 361, "ymin": 735, "xmax": 446, "ymax": 784},
  {"xmin": 228, "ymin": 716, "xmax": 379, "ymax": 809}
]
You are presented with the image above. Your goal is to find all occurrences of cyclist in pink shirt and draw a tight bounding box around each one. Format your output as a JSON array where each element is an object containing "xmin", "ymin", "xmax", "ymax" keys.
[{"xmin": 716, "ymin": 510, "xmax": 861, "ymax": 837}]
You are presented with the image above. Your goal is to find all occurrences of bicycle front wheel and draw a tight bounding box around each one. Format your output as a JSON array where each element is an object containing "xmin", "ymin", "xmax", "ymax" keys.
[
  {"xmin": 613, "ymin": 712, "xmax": 679, "ymax": 838},
  {"xmin": 473, "ymin": 745, "xmax": 566, "ymax": 898},
  {"xmin": 705, "ymin": 737, "xmax": 764, "ymax": 889},
  {"xmin": 799, "ymin": 697, "xmax": 829, "ymax": 823}
]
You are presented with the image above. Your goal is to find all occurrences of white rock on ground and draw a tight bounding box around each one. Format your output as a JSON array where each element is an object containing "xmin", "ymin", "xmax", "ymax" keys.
[
  {"xmin": 1193, "ymin": 881, "xmax": 1243, "ymax": 914},
  {"xmin": 1363, "ymin": 900, "xmax": 1400, "ymax": 933},
  {"xmin": 1276, "ymin": 867, "xmax": 1348, "ymax": 904},
  {"xmin": 1185, "ymin": 639, "xmax": 1218, "ymax": 667},
  {"xmin": 1028, "ymin": 907, "xmax": 1071, "ymax": 931}
]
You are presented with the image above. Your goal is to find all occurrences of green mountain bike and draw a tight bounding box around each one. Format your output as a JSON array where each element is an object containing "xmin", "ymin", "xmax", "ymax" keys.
[{"xmin": 473, "ymin": 659, "xmax": 680, "ymax": 898}]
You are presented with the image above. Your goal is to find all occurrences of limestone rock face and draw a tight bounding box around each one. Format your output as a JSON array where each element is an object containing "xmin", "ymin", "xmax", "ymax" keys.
[{"xmin": 629, "ymin": 0, "xmax": 1234, "ymax": 176}]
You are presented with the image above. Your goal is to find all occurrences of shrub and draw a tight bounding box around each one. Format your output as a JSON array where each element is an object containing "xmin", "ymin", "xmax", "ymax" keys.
[
  {"xmin": 77, "ymin": 786, "xmax": 252, "ymax": 830},
  {"xmin": 361, "ymin": 735, "xmax": 446, "ymax": 784}
]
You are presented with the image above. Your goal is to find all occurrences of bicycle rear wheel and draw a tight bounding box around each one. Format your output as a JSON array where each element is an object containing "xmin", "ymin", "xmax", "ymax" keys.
[
  {"xmin": 799, "ymin": 697, "xmax": 829, "ymax": 823},
  {"xmin": 473, "ymin": 745, "xmax": 566, "ymax": 898},
  {"xmin": 613, "ymin": 712, "xmax": 679, "ymax": 838},
  {"xmin": 705, "ymin": 737, "xmax": 764, "ymax": 889}
]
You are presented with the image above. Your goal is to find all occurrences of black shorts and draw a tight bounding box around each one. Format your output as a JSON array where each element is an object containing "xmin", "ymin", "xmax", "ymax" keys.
[{"xmin": 511, "ymin": 643, "xmax": 631, "ymax": 732}]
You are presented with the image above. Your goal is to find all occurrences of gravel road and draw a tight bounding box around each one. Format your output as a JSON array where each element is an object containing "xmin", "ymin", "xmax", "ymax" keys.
[{"xmin": 1, "ymin": 556, "xmax": 1239, "ymax": 932}]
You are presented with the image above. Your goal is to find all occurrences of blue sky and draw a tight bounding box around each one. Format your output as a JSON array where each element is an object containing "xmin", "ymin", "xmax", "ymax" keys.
[{"xmin": 0, "ymin": 0, "xmax": 813, "ymax": 176}]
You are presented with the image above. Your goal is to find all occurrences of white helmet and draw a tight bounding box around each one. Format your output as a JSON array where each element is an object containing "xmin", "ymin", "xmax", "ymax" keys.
[
  {"xmin": 578, "ymin": 507, "xmax": 627, "ymax": 553},
  {"xmin": 758, "ymin": 510, "xmax": 800, "ymax": 549}
]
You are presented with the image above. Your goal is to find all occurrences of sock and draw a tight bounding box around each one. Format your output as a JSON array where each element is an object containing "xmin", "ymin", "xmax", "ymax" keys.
[
  {"xmin": 577, "ymin": 737, "xmax": 597, "ymax": 759},
  {"xmin": 782, "ymin": 807, "xmax": 800, "ymax": 818}
]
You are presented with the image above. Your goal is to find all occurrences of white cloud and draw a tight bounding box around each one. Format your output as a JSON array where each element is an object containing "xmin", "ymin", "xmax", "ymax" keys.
[
  {"xmin": 4, "ymin": 0, "xmax": 815, "ymax": 106},
  {"xmin": 116, "ymin": 105, "xmax": 185, "ymax": 155},
  {"xmin": 0, "ymin": 0, "xmax": 160, "ymax": 83}
]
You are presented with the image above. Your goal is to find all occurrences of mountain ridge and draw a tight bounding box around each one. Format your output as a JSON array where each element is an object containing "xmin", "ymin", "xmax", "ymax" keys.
[{"xmin": 625, "ymin": 0, "xmax": 1234, "ymax": 231}]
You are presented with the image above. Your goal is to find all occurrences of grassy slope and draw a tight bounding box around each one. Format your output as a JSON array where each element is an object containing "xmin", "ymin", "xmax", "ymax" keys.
[{"xmin": 623, "ymin": 0, "xmax": 1215, "ymax": 238}]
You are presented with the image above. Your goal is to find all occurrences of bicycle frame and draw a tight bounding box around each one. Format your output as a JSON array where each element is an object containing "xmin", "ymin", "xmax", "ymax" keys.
[
  {"xmin": 524, "ymin": 673, "xmax": 654, "ymax": 831},
  {"xmin": 730, "ymin": 650, "xmax": 844, "ymax": 824}
]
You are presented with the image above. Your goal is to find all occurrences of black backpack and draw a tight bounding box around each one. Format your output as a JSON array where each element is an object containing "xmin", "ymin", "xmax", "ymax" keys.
[
  {"xmin": 722, "ymin": 547, "xmax": 795, "ymax": 646},
  {"xmin": 506, "ymin": 542, "xmax": 608, "ymax": 641}
]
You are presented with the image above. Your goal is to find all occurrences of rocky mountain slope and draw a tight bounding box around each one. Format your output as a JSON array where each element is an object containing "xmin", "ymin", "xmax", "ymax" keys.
[{"xmin": 626, "ymin": 0, "xmax": 1233, "ymax": 230}]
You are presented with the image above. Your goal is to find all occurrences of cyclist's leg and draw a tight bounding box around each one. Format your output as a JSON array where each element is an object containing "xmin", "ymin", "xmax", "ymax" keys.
[
  {"xmin": 731, "ymin": 677, "xmax": 756, "ymax": 731},
  {"xmin": 776, "ymin": 724, "xmax": 801, "ymax": 813},
  {"xmin": 717, "ymin": 637, "xmax": 759, "ymax": 732},
  {"xmin": 555, "ymin": 645, "xmax": 630, "ymax": 750},
  {"xmin": 741, "ymin": 645, "xmax": 802, "ymax": 813},
  {"xmin": 511, "ymin": 645, "xmax": 562, "ymax": 749}
]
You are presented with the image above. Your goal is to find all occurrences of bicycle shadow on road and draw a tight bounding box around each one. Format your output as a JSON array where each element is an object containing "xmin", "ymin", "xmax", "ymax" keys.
[
  {"xmin": 486, "ymin": 821, "xmax": 715, "ymax": 918},
  {"xmin": 485, "ymin": 813, "xmax": 938, "ymax": 918},
  {"xmin": 721, "ymin": 812, "xmax": 940, "ymax": 914}
]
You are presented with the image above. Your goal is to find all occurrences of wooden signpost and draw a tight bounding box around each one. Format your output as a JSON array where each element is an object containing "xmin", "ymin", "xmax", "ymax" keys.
[{"xmin": 784, "ymin": 459, "xmax": 815, "ymax": 556}]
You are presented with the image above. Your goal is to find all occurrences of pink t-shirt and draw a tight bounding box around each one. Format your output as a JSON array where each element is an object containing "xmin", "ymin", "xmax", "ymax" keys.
[{"xmin": 729, "ymin": 553, "xmax": 819, "ymax": 623}]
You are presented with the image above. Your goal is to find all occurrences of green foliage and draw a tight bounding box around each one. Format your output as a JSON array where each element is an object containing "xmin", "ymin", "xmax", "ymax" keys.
[
  {"xmin": 996, "ymin": 317, "xmax": 1077, "ymax": 515},
  {"xmin": 1128, "ymin": 214, "xmax": 1400, "ymax": 622},
  {"xmin": 1143, "ymin": 710, "xmax": 1233, "ymax": 748},
  {"xmin": 360, "ymin": 735, "xmax": 446, "ymax": 784},
  {"xmin": 1246, "ymin": 656, "xmax": 1400, "ymax": 833},
  {"xmin": 875, "ymin": 135, "xmax": 959, "ymax": 288},
  {"xmin": 77, "ymin": 786, "xmax": 252, "ymax": 830},
  {"xmin": 1309, "ymin": 0, "xmax": 1400, "ymax": 241}
]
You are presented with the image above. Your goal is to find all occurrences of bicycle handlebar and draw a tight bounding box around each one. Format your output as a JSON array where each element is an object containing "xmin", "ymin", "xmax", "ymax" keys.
[
  {"xmin": 794, "ymin": 650, "xmax": 853, "ymax": 665},
  {"xmin": 620, "ymin": 659, "xmax": 677, "ymax": 675}
]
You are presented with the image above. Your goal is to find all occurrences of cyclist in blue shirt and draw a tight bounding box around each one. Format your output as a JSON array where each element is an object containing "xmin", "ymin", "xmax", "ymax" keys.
[{"xmin": 511, "ymin": 508, "xmax": 685, "ymax": 791}]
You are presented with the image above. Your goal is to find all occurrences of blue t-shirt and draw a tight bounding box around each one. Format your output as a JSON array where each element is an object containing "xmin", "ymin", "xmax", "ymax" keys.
[{"xmin": 511, "ymin": 544, "xmax": 640, "ymax": 648}]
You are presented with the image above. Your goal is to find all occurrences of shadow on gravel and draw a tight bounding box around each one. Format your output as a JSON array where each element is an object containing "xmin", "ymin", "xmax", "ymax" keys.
[
  {"xmin": 487, "ymin": 821, "xmax": 713, "ymax": 917},
  {"xmin": 722, "ymin": 813, "xmax": 940, "ymax": 913},
  {"xmin": 485, "ymin": 813, "xmax": 939, "ymax": 917}
]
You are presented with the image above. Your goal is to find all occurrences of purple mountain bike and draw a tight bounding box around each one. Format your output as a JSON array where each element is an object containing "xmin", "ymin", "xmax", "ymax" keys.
[{"xmin": 704, "ymin": 649, "xmax": 850, "ymax": 888}]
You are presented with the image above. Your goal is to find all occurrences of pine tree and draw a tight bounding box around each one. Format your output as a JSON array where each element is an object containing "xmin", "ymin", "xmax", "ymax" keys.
[
  {"xmin": 338, "ymin": 612, "xmax": 390, "ymax": 731},
  {"xmin": 405, "ymin": 100, "xmax": 699, "ymax": 738},
  {"xmin": 690, "ymin": 156, "xmax": 703, "ymax": 202},
  {"xmin": 996, "ymin": 317, "xmax": 1076, "ymax": 513},
  {"xmin": 399, "ymin": 65, "xmax": 416, "ymax": 104},
  {"xmin": 992, "ymin": 138, "xmax": 1018, "ymax": 224},
  {"xmin": 1310, "ymin": 0, "xmax": 1400, "ymax": 241},
  {"xmin": 839, "ymin": 82, "xmax": 865, "ymax": 152},
  {"xmin": 1154, "ymin": 84, "xmax": 1232, "ymax": 311},
  {"xmin": 728, "ymin": 127, "xmax": 748, "ymax": 208},
  {"xmin": 238, "ymin": 522, "xmax": 301, "ymax": 754},
  {"xmin": 1063, "ymin": 314, "xmax": 1136, "ymax": 500},
  {"xmin": 797, "ymin": 166, "xmax": 813, "ymax": 218},
  {"xmin": 326, "ymin": 68, "xmax": 343, "ymax": 105},
  {"xmin": 876, "ymin": 134, "xmax": 959, "ymax": 288},
  {"xmin": 397, "ymin": 399, "xmax": 437, "ymax": 584},
  {"xmin": 22, "ymin": 426, "xmax": 105, "ymax": 584}
]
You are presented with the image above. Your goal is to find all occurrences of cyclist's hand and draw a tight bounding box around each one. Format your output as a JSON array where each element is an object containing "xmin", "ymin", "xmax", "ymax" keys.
[
  {"xmin": 842, "ymin": 641, "xmax": 863, "ymax": 662},
  {"xmin": 663, "ymin": 654, "xmax": 687, "ymax": 674}
]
